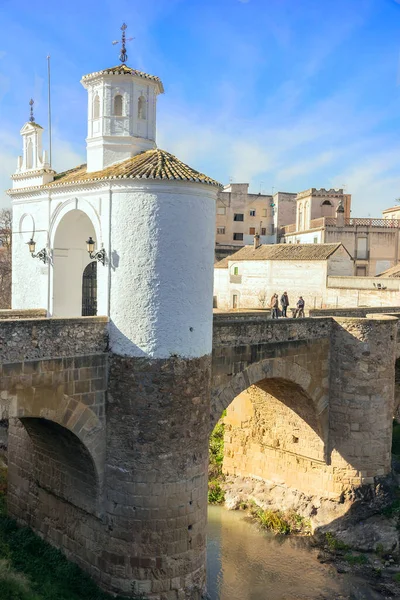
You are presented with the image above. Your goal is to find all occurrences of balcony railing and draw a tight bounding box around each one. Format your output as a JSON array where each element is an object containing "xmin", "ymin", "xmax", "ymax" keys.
[
  {"xmin": 343, "ymin": 218, "xmax": 400, "ymax": 227},
  {"xmin": 279, "ymin": 217, "xmax": 400, "ymax": 236}
]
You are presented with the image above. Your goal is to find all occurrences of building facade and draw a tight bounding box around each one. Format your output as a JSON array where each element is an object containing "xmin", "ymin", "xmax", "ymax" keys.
[
  {"xmin": 280, "ymin": 188, "xmax": 400, "ymax": 276},
  {"xmin": 215, "ymin": 183, "xmax": 296, "ymax": 259},
  {"xmin": 214, "ymin": 242, "xmax": 354, "ymax": 311}
]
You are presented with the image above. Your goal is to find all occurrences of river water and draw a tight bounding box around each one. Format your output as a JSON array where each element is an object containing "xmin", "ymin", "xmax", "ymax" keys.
[{"xmin": 206, "ymin": 506, "xmax": 382, "ymax": 600}]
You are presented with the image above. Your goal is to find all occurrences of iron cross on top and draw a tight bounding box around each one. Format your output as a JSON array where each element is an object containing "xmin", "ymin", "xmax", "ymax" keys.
[{"xmin": 112, "ymin": 23, "xmax": 134, "ymax": 64}]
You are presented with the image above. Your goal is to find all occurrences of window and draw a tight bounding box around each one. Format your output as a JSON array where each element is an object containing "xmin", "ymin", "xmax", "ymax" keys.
[
  {"xmin": 321, "ymin": 200, "xmax": 333, "ymax": 206},
  {"xmin": 217, "ymin": 227, "xmax": 225, "ymax": 235},
  {"xmin": 261, "ymin": 228, "xmax": 266, "ymax": 236},
  {"xmin": 217, "ymin": 207, "xmax": 226, "ymax": 215},
  {"xmin": 270, "ymin": 224, "xmax": 274, "ymax": 235},
  {"xmin": 233, "ymin": 266, "xmax": 239, "ymax": 275},
  {"xmin": 249, "ymin": 227, "xmax": 256, "ymax": 235},
  {"xmin": 313, "ymin": 237, "xmax": 318, "ymax": 244},
  {"xmin": 213, "ymin": 296, "xmax": 218, "ymax": 308},
  {"xmin": 233, "ymin": 233, "xmax": 243, "ymax": 241},
  {"xmin": 26, "ymin": 139, "xmax": 33, "ymax": 169},
  {"xmin": 138, "ymin": 95, "xmax": 146, "ymax": 119},
  {"xmin": 356, "ymin": 266, "xmax": 367, "ymax": 277},
  {"xmin": 234, "ymin": 213, "xmax": 244, "ymax": 221},
  {"xmin": 93, "ymin": 95, "xmax": 100, "ymax": 119},
  {"xmin": 249, "ymin": 209, "xmax": 256, "ymax": 216},
  {"xmin": 114, "ymin": 94, "xmax": 123, "ymax": 116},
  {"xmin": 262, "ymin": 209, "xmax": 268, "ymax": 217},
  {"xmin": 356, "ymin": 237, "xmax": 368, "ymax": 260},
  {"xmin": 298, "ymin": 204, "xmax": 303, "ymax": 231},
  {"xmin": 232, "ymin": 294, "xmax": 239, "ymax": 309}
]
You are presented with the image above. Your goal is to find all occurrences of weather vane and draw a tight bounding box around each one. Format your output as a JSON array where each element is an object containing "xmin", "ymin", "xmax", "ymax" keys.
[
  {"xmin": 29, "ymin": 99, "xmax": 35, "ymax": 123},
  {"xmin": 112, "ymin": 23, "xmax": 134, "ymax": 64}
]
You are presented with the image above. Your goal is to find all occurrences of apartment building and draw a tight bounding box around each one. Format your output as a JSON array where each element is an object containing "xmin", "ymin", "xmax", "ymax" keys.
[
  {"xmin": 215, "ymin": 183, "xmax": 296, "ymax": 259},
  {"xmin": 280, "ymin": 188, "xmax": 400, "ymax": 276}
]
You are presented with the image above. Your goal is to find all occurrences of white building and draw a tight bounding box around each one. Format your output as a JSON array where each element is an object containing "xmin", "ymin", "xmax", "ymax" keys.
[
  {"xmin": 214, "ymin": 241, "xmax": 354, "ymax": 311},
  {"xmin": 8, "ymin": 60, "xmax": 220, "ymax": 358}
]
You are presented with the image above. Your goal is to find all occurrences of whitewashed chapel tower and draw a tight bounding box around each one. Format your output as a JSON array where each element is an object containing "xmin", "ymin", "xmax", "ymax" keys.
[{"xmin": 8, "ymin": 24, "xmax": 220, "ymax": 600}]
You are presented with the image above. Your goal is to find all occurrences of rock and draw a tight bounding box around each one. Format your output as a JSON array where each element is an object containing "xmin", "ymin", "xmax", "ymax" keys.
[
  {"xmin": 334, "ymin": 515, "xmax": 399, "ymax": 554},
  {"xmin": 224, "ymin": 492, "xmax": 242, "ymax": 511}
]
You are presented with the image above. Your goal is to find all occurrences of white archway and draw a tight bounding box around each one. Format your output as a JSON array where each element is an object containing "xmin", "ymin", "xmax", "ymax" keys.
[{"xmin": 52, "ymin": 209, "xmax": 96, "ymax": 317}]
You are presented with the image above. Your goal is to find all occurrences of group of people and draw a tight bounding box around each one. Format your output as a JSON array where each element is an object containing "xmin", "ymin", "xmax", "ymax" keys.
[{"xmin": 270, "ymin": 292, "xmax": 305, "ymax": 319}]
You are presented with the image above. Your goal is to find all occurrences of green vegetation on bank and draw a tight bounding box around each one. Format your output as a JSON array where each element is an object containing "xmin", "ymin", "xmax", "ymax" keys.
[
  {"xmin": 240, "ymin": 500, "xmax": 311, "ymax": 535},
  {"xmin": 208, "ymin": 413, "xmax": 226, "ymax": 504},
  {"xmin": 0, "ymin": 464, "xmax": 144, "ymax": 600},
  {"xmin": 392, "ymin": 419, "xmax": 400, "ymax": 457}
]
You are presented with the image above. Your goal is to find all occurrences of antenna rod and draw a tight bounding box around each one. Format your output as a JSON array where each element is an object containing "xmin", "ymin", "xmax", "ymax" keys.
[{"xmin": 47, "ymin": 55, "xmax": 52, "ymax": 167}]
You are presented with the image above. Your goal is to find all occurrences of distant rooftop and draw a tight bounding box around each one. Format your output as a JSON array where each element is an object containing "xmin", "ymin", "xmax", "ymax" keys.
[{"xmin": 215, "ymin": 242, "xmax": 349, "ymax": 268}]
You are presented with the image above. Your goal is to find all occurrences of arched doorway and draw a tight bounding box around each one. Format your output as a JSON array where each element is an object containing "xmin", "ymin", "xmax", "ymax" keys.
[
  {"xmin": 52, "ymin": 209, "xmax": 96, "ymax": 317},
  {"xmin": 82, "ymin": 261, "xmax": 97, "ymax": 316}
]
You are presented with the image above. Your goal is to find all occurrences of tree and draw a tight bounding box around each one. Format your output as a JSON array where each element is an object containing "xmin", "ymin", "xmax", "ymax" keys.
[{"xmin": 0, "ymin": 208, "xmax": 11, "ymax": 309}]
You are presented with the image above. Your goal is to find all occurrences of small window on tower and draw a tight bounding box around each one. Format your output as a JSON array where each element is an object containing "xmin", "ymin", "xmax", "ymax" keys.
[
  {"xmin": 93, "ymin": 95, "xmax": 100, "ymax": 119},
  {"xmin": 138, "ymin": 96, "xmax": 147, "ymax": 120},
  {"xmin": 114, "ymin": 95, "xmax": 123, "ymax": 116},
  {"xmin": 249, "ymin": 209, "xmax": 256, "ymax": 217}
]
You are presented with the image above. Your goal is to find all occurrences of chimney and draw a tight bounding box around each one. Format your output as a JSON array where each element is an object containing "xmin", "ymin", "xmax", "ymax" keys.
[
  {"xmin": 336, "ymin": 199, "xmax": 345, "ymax": 227},
  {"xmin": 253, "ymin": 233, "xmax": 260, "ymax": 250}
]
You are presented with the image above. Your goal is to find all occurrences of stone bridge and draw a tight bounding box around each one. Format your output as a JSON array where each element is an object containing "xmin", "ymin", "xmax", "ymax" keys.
[{"xmin": 0, "ymin": 308, "xmax": 399, "ymax": 598}]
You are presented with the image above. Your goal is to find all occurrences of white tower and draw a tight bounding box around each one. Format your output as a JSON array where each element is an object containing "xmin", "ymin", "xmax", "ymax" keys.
[
  {"xmin": 12, "ymin": 99, "xmax": 54, "ymax": 190},
  {"xmin": 81, "ymin": 60, "xmax": 164, "ymax": 172}
]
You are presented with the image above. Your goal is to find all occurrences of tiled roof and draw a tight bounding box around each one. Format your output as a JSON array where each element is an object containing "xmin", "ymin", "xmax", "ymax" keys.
[
  {"xmin": 81, "ymin": 64, "xmax": 164, "ymax": 93},
  {"xmin": 215, "ymin": 243, "xmax": 347, "ymax": 268},
  {"xmin": 376, "ymin": 264, "xmax": 400, "ymax": 278},
  {"xmin": 46, "ymin": 148, "xmax": 221, "ymax": 188}
]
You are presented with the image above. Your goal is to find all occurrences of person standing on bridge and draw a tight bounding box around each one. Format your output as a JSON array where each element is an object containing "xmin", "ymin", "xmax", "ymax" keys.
[
  {"xmin": 270, "ymin": 293, "xmax": 279, "ymax": 319},
  {"xmin": 280, "ymin": 291, "xmax": 290, "ymax": 318},
  {"xmin": 295, "ymin": 296, "xmax": 305, "ymax": 318}
]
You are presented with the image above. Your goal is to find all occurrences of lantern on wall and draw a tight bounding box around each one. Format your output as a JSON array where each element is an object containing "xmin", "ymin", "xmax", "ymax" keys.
[
  {"xmin": 27, "ymin": 238, "xmax": 48, "ymax": 263},
  {"xmin": 86, "ymin": 236, "xmax": 106, "ymax": 265}
]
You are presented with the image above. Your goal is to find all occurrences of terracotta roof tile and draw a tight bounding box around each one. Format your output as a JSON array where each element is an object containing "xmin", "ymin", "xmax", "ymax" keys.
[
  {"xmin": 47, "ymin": 148, "xmax": 221, "ymax": 188},
  {"xmin": 376, "ymin": 264, "xmax": 400, "ymax": 278},
  {"xmin": 215, "ymin": 243, "xmax": 348, "ymax": 267},
  {"xmin": 81, "ymin": 64, "xmax": 164, "ymax": 93}
]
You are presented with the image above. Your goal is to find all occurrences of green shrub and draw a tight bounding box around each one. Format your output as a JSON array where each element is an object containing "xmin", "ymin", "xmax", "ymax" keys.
[
  {"xmin": 208, "ymin": 414, "xmax": 226, "ymax": 503},
  {"xmin": 392, "ymin": 419, "xmax": 400, "ymax": 457},
  {"xmin": 208, "ymin": 480, "xmax": 225, "ymax": 504},
  {"xmin": 325, "ymin": 532, "xmax": 349, "ymax": 552},
  {"xmin": 393, "ymin": 572, "xmax": 400, "ymax": 583},
  {"xmin": 344, "ymin": 553, "xmax": 368, "ymax": 565}
]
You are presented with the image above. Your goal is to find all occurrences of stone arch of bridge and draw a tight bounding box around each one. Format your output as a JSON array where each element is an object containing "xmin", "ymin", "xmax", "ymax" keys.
[
  {"xmin": 4, "ymin": 390, "xmax": 105, "ymax": 514},
  {"xmin": 211, "ymin": 355, "xmax": 329, "ymax": 447},
  {"xmin": 211, "ymin": 355, "xmax": 331, "ymax": 498}
]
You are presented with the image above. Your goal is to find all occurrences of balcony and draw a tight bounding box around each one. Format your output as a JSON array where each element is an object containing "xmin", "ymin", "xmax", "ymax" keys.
[{"xmin": 279, "ymin": 217, "xmax": 400, "ymax": 237}]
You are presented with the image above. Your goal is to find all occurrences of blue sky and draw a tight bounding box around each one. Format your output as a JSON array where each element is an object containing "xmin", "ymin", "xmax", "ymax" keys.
[{"xmin": 1, "ymin": 0, "xmax": 400, "ymax": 215}]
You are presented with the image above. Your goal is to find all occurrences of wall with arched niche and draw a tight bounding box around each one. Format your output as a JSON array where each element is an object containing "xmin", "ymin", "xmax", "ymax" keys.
[{"xmin": 51, "ymin": 207, "xmax": 97, "ymax": 317}]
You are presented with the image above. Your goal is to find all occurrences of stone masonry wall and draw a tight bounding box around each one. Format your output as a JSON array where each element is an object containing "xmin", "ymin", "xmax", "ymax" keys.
[
  {"xmin": 328, "ymin": 316, "xmax": 397, "ymax": 489},
  {"xmin": 223, "ymin": 384, "xmax": 332, "ymax": 498}
]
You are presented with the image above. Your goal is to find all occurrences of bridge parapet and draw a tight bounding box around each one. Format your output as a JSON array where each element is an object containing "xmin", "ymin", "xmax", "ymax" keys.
[
  {"xmin": 213, "ymin": 314, "xmax": 333, "ymax": 347},
  {"xmin": 0, "ymin": 316, "xmax": 108, "ymax": 363}
]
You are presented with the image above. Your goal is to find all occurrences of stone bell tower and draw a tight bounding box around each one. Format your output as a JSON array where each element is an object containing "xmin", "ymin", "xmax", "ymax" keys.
[{"xmin": 11, "ymin": 99, "xmax": 54, "ymax": 190}]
